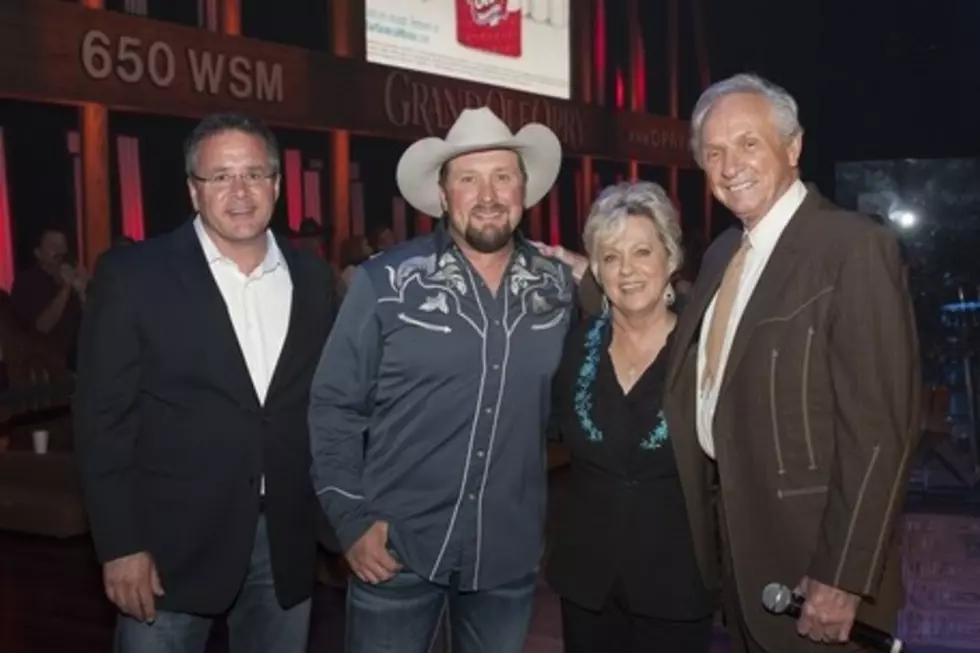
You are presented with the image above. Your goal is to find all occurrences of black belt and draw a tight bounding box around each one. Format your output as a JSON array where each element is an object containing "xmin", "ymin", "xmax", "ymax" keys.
[{"xmin": 258, "ymin": 494, "xmax": 267, "ymax": 513}]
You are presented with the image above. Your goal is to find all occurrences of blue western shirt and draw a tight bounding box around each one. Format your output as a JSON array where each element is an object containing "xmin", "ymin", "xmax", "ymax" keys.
[{"xmin": 309, "ymin": 225, "xmax": 573, "ymax": 590}]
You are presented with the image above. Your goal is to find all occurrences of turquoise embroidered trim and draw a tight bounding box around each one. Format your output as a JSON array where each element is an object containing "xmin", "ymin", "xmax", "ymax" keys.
[{"xmin": 573, "ymin": 316, "xmax": 669, "ymax": 452}]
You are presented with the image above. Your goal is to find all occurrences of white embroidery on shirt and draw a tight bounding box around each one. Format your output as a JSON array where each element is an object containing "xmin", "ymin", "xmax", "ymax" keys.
[
  {"xmin": 380, "ymin": 251, "xmax": 481, "ymax": 334},
  {"xmin": 420, "ymin": 292, "xmax": 450, "ymax": 314},
  {"xmin": 397, "ymin": 313, "xmax": 452, "ymax": 333},
  {"xmin": 505, "ymin": 252, "xmax": 570, "ymax": 335},
  {"xmin": 378, "ymin": 249, "xmax": 571, "ymax": 337},
  {"xmin": 530, "ymin": 291, "xmax": 551, "ymax": 314}
]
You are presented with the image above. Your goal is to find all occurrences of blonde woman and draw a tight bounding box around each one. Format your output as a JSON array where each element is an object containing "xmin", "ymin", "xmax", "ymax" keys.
[{"xmin": 548, "ymin": 182, "xmax": 713, "ymax": 652}]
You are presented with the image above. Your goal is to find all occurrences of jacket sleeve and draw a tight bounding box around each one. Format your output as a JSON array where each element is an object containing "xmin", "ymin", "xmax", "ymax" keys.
[
  {"xmin": 547, "ymin": 322, "xmax": 582, "ymax": 443},
  {"xmin": 807, "ymin": 228, "xmax": 920, "ymax": 598},
  {"xmin": 72, "ymin": 253, "xmax": 143, "ymax": 563},
  {"xmin": 309, "ymin": 267, "xmax": 382, "ymax": 553},
  {"xmin": 577, "ymin": 269, "xmax": 604, "ymax": 316}
]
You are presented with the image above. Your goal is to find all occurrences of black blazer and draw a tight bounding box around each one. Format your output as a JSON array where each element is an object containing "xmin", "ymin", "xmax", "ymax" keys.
[
  {"xmin": 547, "ymin": 317, "xmax": 713, "ymax": 620},
  {"xmin": 73, "ymin": 221, "xmax": 338, "ymax": 614}
]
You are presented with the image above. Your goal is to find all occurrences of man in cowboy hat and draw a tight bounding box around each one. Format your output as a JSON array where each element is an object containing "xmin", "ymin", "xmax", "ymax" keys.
[{"xmin": 309, "ymin": 107, "xmax": 573, "ymax": 652}]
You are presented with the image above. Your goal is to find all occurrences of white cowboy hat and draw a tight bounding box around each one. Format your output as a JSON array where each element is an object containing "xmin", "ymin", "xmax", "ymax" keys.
[{"xmin": 395, "ymin": 107, "xmax": 562, "ymax": 218}]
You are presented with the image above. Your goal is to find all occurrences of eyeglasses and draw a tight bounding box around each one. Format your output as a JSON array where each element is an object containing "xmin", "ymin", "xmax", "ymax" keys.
[{"xmin": 189, "ymin": 171, "xmax": 278, "ymax": 189}]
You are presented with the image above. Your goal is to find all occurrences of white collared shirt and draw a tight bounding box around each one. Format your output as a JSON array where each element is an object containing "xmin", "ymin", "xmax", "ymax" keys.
[
  {"xmin": 193, "ymin": 216, "xmax": 292, "ymax": 405},
  {"xmin": 696, "ymin": 180, "xmax": 807, "ymax": 458}
]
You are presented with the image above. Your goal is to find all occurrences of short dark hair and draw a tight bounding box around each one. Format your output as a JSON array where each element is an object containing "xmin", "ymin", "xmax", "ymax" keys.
[
  {"xmin": 339, "ymin": 235, "xmax": 372, "ymax": 269},
  {"xmin": 36, "ymin": 227, "xmax": 66, "ymax": 248},
  {"xmin": 183, "ymin": 112, "xmax": 280, "ymax": 177},
  {"xmin": 368, "ymin": 224, "xmax": 393, "ymax": 248}
]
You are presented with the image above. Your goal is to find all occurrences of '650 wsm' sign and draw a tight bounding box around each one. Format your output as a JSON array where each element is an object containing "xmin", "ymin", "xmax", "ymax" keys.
[{"xmin": 79, "ymin": 29, "xmax": 284, "ymax": 103}]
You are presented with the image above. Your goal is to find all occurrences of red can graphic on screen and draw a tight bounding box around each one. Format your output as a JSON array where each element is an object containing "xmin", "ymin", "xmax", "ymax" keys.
[{"xmin": 456, "ymin": 0, "xmax": 522, "ymax": 58}]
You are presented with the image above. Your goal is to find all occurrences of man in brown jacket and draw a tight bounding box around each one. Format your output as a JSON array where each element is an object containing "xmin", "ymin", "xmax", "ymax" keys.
[{"xmin": 553, "ymin": 73, "xmax": 920, "ymax": 652}]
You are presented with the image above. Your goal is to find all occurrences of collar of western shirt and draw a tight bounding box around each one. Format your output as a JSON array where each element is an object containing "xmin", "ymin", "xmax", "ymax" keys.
[
  {"xmin": 193, "ymin": 215, "xmax": 283, "ymax": 275},
  {"xmin": 743, "ymin": 179, "xmax": 807, "ymax": 256}
]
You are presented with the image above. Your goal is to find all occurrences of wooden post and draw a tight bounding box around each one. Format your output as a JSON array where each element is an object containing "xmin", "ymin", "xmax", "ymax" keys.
[
  {"xmin": 667, "ymin": 0, "xmax": 680, "ymax": 203},
  {"xmin": 574, "ymin": 0, "xmax": 592, "ymax": 106},
  {"xmin": 691, "ymin": 0, "xmax": 713, "ymax": 242},
  {"xmin": 593, "ymin": 0, "xmax": 606, "ymax": 107},
  {"xmin": 222, "ymin": 0, "xmax": 241, "ymax": 36},
  {"xmin": 79, "ymin": 0, "xmax": 110, "ymax": 269},
  {"xmin": 329, "ymin": 0, "xmax": 352, "ymax": 262},
  {"xmin": 627, "ymin": 0, "xmax": 641, "ymax": 182},
  {"xmin": 330, "ymin": 132, "xmax": 351, "ymax": 258},
  {"xmin": 580, "ymin": 156, "xmax": 593, "ymax": 234},
  {"xmin": 529, "ymin": 204, "xmax": 543, "ymax": 242},
  {"xmin": 578, "ymin": 0, "xmax": 595, "ymax": 229}
]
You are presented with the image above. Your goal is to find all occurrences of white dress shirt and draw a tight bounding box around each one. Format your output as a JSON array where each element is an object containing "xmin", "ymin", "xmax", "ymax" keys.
[
  {"xmin": 696, "ymin": 180, "xmax": 807, "ymax": 458},
  {"xmin": 194, "ymin": 218, "xmax": 292, "ymax": 492}
]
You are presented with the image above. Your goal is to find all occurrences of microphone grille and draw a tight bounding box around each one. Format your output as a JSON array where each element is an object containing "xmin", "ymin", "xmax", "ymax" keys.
[{"xmin": 762, "ymin": 583, "xmax": 793, "ymax": 614}]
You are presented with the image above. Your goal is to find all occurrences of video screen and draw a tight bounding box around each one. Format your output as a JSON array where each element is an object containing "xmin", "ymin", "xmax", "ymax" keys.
[{"xmin": 365, "ymin": 0, "xmax": 571, "ymax": 99}]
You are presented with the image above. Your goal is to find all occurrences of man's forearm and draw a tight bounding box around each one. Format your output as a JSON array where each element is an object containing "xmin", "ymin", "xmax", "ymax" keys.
[
  {"xmin": 35, "ymin": 285, "xmax": 72, "ymax": 333},
  {"xmin": 578, "ymin": 269, "xmax": 604, "ymax": 315}
]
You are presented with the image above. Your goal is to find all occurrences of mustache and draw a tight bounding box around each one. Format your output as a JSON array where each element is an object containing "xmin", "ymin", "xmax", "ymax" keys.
[{"xmin": 469, "ymin": 203, "xmax": 509, "ymax": 218}]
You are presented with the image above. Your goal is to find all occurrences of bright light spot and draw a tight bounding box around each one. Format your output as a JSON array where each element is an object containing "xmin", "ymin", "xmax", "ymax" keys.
[{"xmin": 889, "ymin": 210, "xmax": 917, "ymax": 229}]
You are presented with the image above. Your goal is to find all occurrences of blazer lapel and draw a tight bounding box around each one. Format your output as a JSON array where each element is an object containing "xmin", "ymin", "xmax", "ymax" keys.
[
  {"xmin": 666, "ymin": 228, "xmax": 741, "ymax": 390},
  {"xmin": 718, "ymin": 190, "xmax": 821, "ymax": 394},
  {"xmin": 265, "ymin": 239, "xmax": 311, "ymax": 404},
  {"xmin": 169, "ymin": 221, "xmax": 261, "ymax": 409}
]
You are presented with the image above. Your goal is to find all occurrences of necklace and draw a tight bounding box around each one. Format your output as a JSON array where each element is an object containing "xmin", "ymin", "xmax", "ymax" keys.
[
  {"xmin": 574, "ymin": 316, "xmax": 669, "ymax": 452},
  {"xmin": 613, "ymin": 333, "xmax": 659, "ymax": 385}
]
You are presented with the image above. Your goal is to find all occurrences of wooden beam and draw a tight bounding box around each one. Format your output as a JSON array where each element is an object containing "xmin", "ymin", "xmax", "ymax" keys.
[
  {"xmin": 667, "ymin": 0, "xmax": 680, "ymax": 202},
  {"xmin": 78, "ymin": 0, "xmax": 109, "ymax": 269},
  {"xmin": 332, "ymin": 0, "xmax": 351, "ymax": 57},
  {"xmin": 222, "ymin": 0, "xmax": 241, "ymax": 36},
  {"xmin": 330, "ymin": 0, "xmax": 352, "ymax": 263},
  {"xmin": 576, "ymin": 0, "xmax": 593, "ymax": 105},
  {"xmin": 691, "ymin": 0, "xmax": 714, "ymax": 242},
  {"xmin": 0, "ymin": 1, "xmax": 693, "ymax": 167},
  {"xmin": 329, "ymin": 131, "xmax": 350, "ymax": 262},
  {"xmin": 627, "ymin": 0, "xmax": 640, "ymax": 181},
  {"xmin": 580, "ymin": 156, "xmax": 593, "ymax": 234},
  {"xmin": 80, "ymin": 103, "xmax": 110, "ymax": 269}
]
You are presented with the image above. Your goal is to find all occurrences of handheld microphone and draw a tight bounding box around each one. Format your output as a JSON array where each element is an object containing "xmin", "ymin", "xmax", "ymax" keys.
[{"xmin": 762, "ymin": 583, "xmax": 904, "ymax": 653}]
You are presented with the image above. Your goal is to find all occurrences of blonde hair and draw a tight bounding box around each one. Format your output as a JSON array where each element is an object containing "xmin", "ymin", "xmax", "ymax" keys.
[{"xmin": 582, "ymin": 181, "xmax": 684, "ymax": 277}]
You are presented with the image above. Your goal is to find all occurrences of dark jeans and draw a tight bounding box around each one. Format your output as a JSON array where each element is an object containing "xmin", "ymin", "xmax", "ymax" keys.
[
  {"xmin": 560, "ymin": 595, "xmax": 713, "ymax": 653},
  {"xmin": 114, "ymin": 515, "xmax": 311, "ymax": 653},
  {"xmin": 346, "ymin": 569, "xmax": 536, "ymax": 653}
]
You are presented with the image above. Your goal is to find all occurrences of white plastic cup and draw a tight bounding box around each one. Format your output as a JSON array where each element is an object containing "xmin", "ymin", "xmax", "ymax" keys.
[
  {"xmin": 531, "ymin": 0, "xmax": 549, "ymax": 22},
  {"xmin": 32, "ymin": 429, "xmax": 49, "ymax": 454}
]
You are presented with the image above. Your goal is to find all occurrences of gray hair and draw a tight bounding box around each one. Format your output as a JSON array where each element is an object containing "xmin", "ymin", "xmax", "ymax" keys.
[
  {"xmin": 583, "ymin": 181, "xmax": 684, "ymax": 277},
  {"xmin": 690, "ymin": 73, "xmax": 802, "ymax": 167}
]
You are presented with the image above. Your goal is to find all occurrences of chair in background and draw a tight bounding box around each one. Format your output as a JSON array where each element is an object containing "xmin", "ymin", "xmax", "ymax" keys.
[{"xmin": 918, "ymin": 384, "xmax": 972, "ymax": 491}]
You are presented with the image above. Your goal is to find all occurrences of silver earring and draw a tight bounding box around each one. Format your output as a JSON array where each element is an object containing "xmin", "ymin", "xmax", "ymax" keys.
[
  {"xmin": 601, "ymin": 295, "xmax": 610, "ymax": 315},
  {"xmin": 664, "ymin": 284, "xmax": 676, "ymax": 307}
]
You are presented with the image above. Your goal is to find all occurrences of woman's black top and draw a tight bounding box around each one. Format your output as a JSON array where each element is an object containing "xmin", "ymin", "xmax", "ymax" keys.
[{"xmin": 546, "ymin": 315, "xmax": 713, "ymax": 619}]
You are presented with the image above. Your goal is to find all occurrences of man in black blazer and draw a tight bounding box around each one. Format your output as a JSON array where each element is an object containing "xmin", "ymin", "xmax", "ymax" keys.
[{"xmin": 73, "ymin": 112, "xmax": 338, "ymax": 653}]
